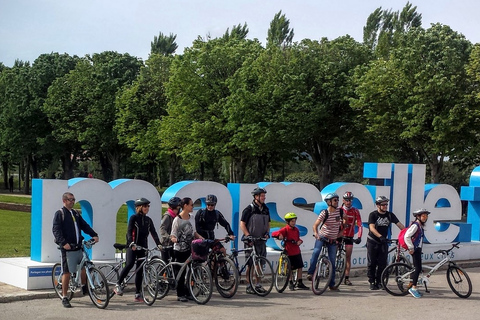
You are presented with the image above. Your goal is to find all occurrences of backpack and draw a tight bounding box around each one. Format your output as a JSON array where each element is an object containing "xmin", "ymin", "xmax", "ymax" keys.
[
  {"xmin": 198, "ymin": 208, "xmax": 220, "ymax": 224},
  {"xmin": 398, "ymin": 222, "xmax": 421, "ymax": 250},
  {"xmin": 319, "ymin": 208, "xmax": 344, "ymax": 230}
]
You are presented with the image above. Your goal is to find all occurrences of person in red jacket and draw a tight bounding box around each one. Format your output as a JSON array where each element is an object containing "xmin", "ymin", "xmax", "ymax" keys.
[{"xmin": 272, "ymin": 212, "xmax": 309, "ymax": 290}]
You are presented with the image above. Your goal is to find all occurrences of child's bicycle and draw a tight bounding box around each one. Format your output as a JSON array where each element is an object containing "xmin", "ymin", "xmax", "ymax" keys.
[
  {"xmin": 311, "ymin": 240, "xmax": 333, "ymax": 295},
  {"xmin": 206, "ymin": 237, "xmax": 240, "ymax": 298},
  {"xmin": 272, "ymin": 237, "xmax": 297, "ymax": 293},
  {"xmin": 228, "ymin": 236, "xmax": 274, "ymax": 296},
  {"xmin": 381, "ymin": 242, "xmax": 472, "ymax": 298},
  {"xmin": 98, "ymin": 243, "xmax": 161, "ymax": 306},
  {"xmin": 51, "ymin": 238, "xmax": 110, "ymax": 309}
]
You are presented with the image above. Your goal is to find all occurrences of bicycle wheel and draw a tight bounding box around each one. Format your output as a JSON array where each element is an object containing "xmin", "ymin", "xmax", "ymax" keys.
[
  {"xmin": 397, "ymin": 255, "xmax": 412, "ymax": 267},
  {"xmin": 311, "ymin": 256, "xmax": 332, "ymax": 295},
  {"xmin": 446, "ymin": 265, "xmax": 472, "ymax": 298},
  {"xmin": 51, "ymin": 263, "xmax": 74, "ymax": 301},
  {"xmin": 214, "ymin": 256, "xmax": 239, "ymax": 298},
  {"xmin": 188, "ymin": 264, "xmax": 213, "ymax": 304},
  {"xmin": 249, "ymin": 256, "xmax": 274, "ymax": 296},
  {"xmin": 274, "ymin": 254, "xmax": 291, "ymax": 293},
  {"xmin": 381, "ymin": 262, "xmax": 412, "ymax": 296},
  {"xmin": 150, "ymin": 259, "xmax": 169, "ymax": 300},
  {"xmin": 98, "ymin": 264, "xmax": 119, "ymax": 299},
  {"xmin": 141, "ymin": 263, "xmax": 158, "ymax": 306},
  {"xmin": 334, "ymin": 250, "xmax": 346, "ymax": 288},
  {"xmin": 86, "ymin": 266, "xmax": 110, "ymax": 309}
]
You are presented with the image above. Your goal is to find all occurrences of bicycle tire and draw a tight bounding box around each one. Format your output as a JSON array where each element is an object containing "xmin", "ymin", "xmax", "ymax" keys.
[
  {"xmin": 188, "ymin": 264, "xmax": 213, "ymax": 304},
  {"xmin": 98, "ymin": 264, "xmax": 119, "ymax": 299},
  {"xmin": 51, "ymin": 263, "xmax": 74, "ymax": 301},
  {"xmin": 381, "ymin": 262, "xmax": 412, "ymax": 296},
  {"xmin": 149, "ymin": 258, "xmax": 169, "ymax": 300},
  {"xmin": 334, "ymin": 250, "xmax": 346, "ymax": 288},
  {"xmin": 446, "ymin": 265, "xmax": 472, "ymax": 298},
  {"xmin": 214, "ymin": 256, "xmax": 239, "ymax": 298},
  {"xmin": 249, "ymin": 256, "xmax": 274, "ymax": 296},
  {"xmin": 311, "ymin": 256, "xmax": 332, "ymax": 295},
  {"xmin": 141, "ymin": 263, "xmax": 158, "ymax": 306},
  {"xmin": 86, "ymin": 266, "xmax": 110, "ymax": 309},
  {"xmin": 274, "ymin": 253, "xmax": 291, "ymax": 293}
]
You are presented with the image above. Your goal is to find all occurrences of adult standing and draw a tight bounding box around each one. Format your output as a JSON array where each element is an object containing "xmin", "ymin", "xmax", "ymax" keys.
[
  {"xmin": 307, "ymin": 193, "xmax": 343, "ymax": 291},
  {"xmin": 170, "ymin": 197, "xmax": 203, "ymax": 302},
  {"xmin": 159, "ymin": 197, "xmax": 181, "ymax": 262},
  {"xmin": 113, "ymin": 198, "xmax": 161, "ymax": 302},
  {"xmin": 366, "ymin": 195, "xmax": 405, "ymax": 290},
  {"xmin": 240, "ymin": 187, "xmax": 270, "ymax": 294},
  {"xmin": 52, "ymin": 192, "xmax": 99, "ymax": 308},
  {"xmin": 341, "ymin": 191, "xmax": 363, "ymax": 286}
]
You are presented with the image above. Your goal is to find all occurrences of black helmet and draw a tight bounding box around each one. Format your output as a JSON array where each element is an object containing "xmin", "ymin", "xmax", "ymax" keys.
[
  {"xmin": 168, "ymin": 196, "xmax": 181, "ymax": 208},
  {"xmin": 324, "ymin": 193, "xmax": 339, "ymax": 202},
  {"xmin": 251, "ymin": 187, "xmax": 267, "ymax": 196},
  {"xmin": 343, "ymin": 191, "xmax": 354, "ymax": 200},
  {"xmin": 413, "ymin": 208, "xmax": 430, "ymax": 217},
  {"xmin": 206, "ymin": 194, "xmax": 217, "ymax": 205},
  {"xmin": 375, "ymin": 196, "xmax": 389, "ymax": 204},
  {"xmin": 135, "ymin": 197, "xmax": 150, "ymax": 207}
]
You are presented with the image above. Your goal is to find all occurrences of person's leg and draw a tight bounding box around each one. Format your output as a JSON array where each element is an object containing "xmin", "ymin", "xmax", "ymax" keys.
[
  {"xmin": 174, "ymin": 250, "xmax": 190, "ymax": 299},
  {"xmin": 134, "ymin": 250, "xmax": 146, "ymax": 295},
  {"xmin": 344, "ymin": 244, "xmax": 353, "ymax": 284},
  {"xmin": 366, "ymin": 240, "xmax": 378, "ymax": 287},
  {"xmin": 114, "ymin": 248, "xmax": 136, "ymax": 295},
  {"xmin": 409, "ymin": 248, "xmax": 423, "ymax": 298},
  {"xmin": 376, "ymin": 243, "xmax": 388, "ymax": 287},
  {"xmin": 327, "ymin": 242, "xmax": 337, "ymax": 288},
  {"xmin": 307, "ymin": 239, "xmax": 323, "ymax": 275}
]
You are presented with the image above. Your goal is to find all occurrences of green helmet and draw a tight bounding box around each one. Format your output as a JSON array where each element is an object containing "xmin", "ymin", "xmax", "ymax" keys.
[{"xmin": 284, "ymin": 212, "xmax": 297, "ymax": 221}]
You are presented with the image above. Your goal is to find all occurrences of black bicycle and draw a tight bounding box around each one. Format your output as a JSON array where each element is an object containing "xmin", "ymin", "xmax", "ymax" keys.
[{"xmin": 206, "ymin": 237, "xmax": 240, "ymax": 298}]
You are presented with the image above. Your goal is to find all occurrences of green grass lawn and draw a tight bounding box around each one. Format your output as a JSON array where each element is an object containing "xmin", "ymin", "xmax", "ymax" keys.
[{"xmin": 0, "ymin": 194, "xmax": 32, "ymax": 205}]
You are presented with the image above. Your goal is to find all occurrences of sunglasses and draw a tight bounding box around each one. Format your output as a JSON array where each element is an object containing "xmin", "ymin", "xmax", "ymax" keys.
[
  {"xmin": 66, "ymin": 198, "xmax": 75, "ymax": 202},
  {"xmin": 142, "ymin": 204, "xmax": 150, "ymax": 208}
]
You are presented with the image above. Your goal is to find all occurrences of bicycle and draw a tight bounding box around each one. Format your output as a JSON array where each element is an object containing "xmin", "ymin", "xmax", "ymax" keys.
[
  {"xmin": 98, "ymin": 243, "xmax": 160, "ymax": 306},
  {"xmin": 228, "ymin": 236, "xmax": 274, "ymax": 296},
  {"xmin": 311, "ymin": 240, "xmax": 333, "ymax": 295},
  {"xmin": 381, "ymin": 242, "xmax": 473, "ymax": 298},
  {"xmin": 156, "ymin": 242, "xmax": 214, "ymax": 305},
  {"xmin": 333, "ymin": 237, "xmax": 347, "ymax": 288},
  {"xmin": 51, "ymin": 238, "xmax": 110, "ymax": 309},
  {"xmin": 387, "ymin": 239, "xmax": 411, "ymax": 266},
  {"xmin": 272, "ymin": 237, "xmax": 297, "ymax": 293},
  {"xmin": 206, "ymin": 237, "xmax": 240, "ymax": 298}
]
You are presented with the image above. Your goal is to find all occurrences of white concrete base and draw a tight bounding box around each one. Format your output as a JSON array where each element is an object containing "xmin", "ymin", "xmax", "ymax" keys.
[{"xmin": 2, "ymin": 241, "xmax": 480, "ymax": 290}]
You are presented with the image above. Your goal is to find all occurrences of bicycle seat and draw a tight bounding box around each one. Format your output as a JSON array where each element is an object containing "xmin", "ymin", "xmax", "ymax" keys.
[{"xmin": 114, "ymin": 243, "xmax": 127, "ymax": 250}]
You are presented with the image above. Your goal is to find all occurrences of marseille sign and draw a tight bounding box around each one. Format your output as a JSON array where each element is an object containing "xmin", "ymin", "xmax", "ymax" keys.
[{"xmin": 31, "ymin": 163, "xmax": 478, "ymax": 263}]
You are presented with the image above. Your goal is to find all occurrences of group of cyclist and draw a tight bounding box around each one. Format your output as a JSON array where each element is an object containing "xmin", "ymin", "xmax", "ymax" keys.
[{"xmin": 52, "ymin": 186, "xmax": 430, "ymax": 307}]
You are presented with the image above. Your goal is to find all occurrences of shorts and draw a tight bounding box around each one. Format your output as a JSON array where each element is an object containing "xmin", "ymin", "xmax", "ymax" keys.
[
  {"xmin": 343, "ymin": 237, "xmax": 354, "ymax": 246},
  {"xmin": 244, "ymin": 240, "xmax": 266, "ymax": 266},
  {"xmin": 61, "ymin": 249, "xmax": 83, "ymax": 274},
  {"xmin": 288, "ymin": 254, "xmax": 304, "ymax": 270}
]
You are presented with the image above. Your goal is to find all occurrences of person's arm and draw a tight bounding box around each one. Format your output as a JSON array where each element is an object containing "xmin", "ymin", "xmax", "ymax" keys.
[
  {"xmin": 195, "ymin": 209, "xmax": 208, "ymax": 236},
  {"xmin": 404, "ymin": 223, "xmax": 418, "ymax": 253},
  {"xmin": 126, "ymin": 215, "xmax": 136, "ymax": 246},
  {"xmin": 368, "ymin": 223, "xmax": 382, "ymax": 238},
  {"xmin": 312, "ymin": 215, "xmax": 322, "ymax": 239},
  {"xmin": 77, "ymin": 213, "xmax": 99, "ymax": 242},
  {"xmin": 355, "ymin": 209, "xmax": 363, "ymax": 238},
  {"xmin": 240, "ymin": 206, "xmax": 251, "ymax": 236},
  {"xmin": 217, "ymin": 211, "xmax": 235, "ymax": 237},
  {"xmin": 52, "ymin": 210, "xmax": 66, "ymax": 247},
  {"xmin": 170, "ymin": 217, "xmax": 179, "ymax": 243}
]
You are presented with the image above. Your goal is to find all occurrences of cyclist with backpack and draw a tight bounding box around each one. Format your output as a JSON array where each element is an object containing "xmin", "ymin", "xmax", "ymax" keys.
[
  {"xmin": 404, "ymin": 208, "xmax": 430, "ymax": 298},
  {"xmin": 159, "ymin": 196, "xmax": 181, "ymax": 262},
  {"xmin": 341, "ymin": 191, "xmax": 363, "ymax": 286},
  {"xmin": 306, "ymin": 193, "xmax": 343, "ymax": 291},
  {"xmin": 195, "ymin": 194, "xmax": 235, "ymax": 254},
  {"xmin": 366, "ymin": 196, "xmax": 405, "ymax": 290},
  {"xmin": 271, "ymin": 212, "xmax": 309, "ymax": 290}
]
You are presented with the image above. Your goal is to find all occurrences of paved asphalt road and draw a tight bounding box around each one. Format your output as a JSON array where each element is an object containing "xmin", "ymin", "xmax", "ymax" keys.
[{"xmin": 1, "ymin": 266, "xmax": 479, "ymax": 320}]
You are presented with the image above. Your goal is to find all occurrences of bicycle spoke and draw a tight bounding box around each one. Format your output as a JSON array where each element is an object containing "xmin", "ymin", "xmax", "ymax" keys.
[
  {"xmin": 188, "ymin": 264, "xmax": 213, "ymax": 304},
  {"xmin": 87, "ymin": 266, "xmax": 109, "ymax": 309},
  {"xmin": 381, "ymin": 263, "xmax": 412, "ymax": 296},
  {"xmin": 447, "ymin": 265, "xmax": 472, "ymax": 298}
]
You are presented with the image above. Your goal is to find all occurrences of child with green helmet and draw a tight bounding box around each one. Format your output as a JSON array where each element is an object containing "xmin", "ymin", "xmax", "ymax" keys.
[{"xmin": 271, "ymin": 212, "xmax": 309, "ymax": 290}]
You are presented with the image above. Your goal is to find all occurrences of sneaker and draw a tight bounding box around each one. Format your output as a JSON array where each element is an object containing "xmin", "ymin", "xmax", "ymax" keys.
[
  {"xmin": 369, "ymin": 283, "xmax": 377, "ymax": 290},
  {"xmin": 344, "ymin": 278, "xmax": 352, "ymax": 286},
  {"xmin": 376, "ymin": 283, "xmax": 383, "ymax": 290},
  {"xmin": 288, "ymin": 282, "xmax": 295, "ymax": 291},
  {"xmin": 113, "ymin": 284, "xmax": 123, "ymax": 296},
  {"xmin": 329, "ymin": 286, "xmax": 340, "ymax": 291},
  {"xmin": 62, "ymin": 297, "xmax": 72, "ymax": 308},
  {"xmin": 177, "ymin": 296, "xmax": 188, "ymax": 302},
  {"xmin": 409, "ymin": 287, "xmax": 422, "ymax": 298},
  {"xmin": 134, "ymin": 293, "xmax": 143, "ymax": 302},
  {"xmin": 255, "ymin": 285, "xmax": 266, "ymax": 294},
  {"xmin": 221, "ymin": 267, "xmax": 230, "ymax": 280},
  {"xmin": 246, "ymin": 285, "xmax": 256, "ymax": 294},
  {"xmin": 82, "ymin": 285, "xmax": 88, "ymax": 296},
  {"xmin": 306, "ymin": 274, "xmax": 312, "ymax": 281},
  {"xmin": 295, "ymin": 282, "xmax": 309, "ymax": 290}
]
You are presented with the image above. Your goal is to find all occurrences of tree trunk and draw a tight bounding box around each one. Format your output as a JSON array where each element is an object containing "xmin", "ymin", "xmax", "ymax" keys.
[
  {"xmin": 256, "ymin": 155, "xmax": 268, "ymax": 182},
  {"xmin": 310, "ymin": 140, "xmax": 334, "ymax": 190},
  {"xmin": 61, "ymin": 152, "xmax": 76, "ymax": 179},
  {"xmin": 23, "ymin": 156, "xmax": 31, "ymax": 195},
  {"xmin": 31, "ymin": 154, "xmax": 39, "ymax": 178},
  {"xmin": 2, "ymin": 161, "xmax": 8, "ymax": 190}
]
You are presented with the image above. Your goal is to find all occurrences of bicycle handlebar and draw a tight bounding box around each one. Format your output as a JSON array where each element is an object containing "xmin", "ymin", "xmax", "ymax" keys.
[{"xmin": 434, "ymin": 242, "xmax": 461, "ymax": 255}]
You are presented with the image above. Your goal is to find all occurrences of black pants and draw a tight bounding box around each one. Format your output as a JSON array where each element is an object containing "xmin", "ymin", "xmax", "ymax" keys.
[
  {"xmin": 117, "ymin": 248, "xmax": 146, "ymax": 294},
  {"xmin": 174, "ymin": 250, "xmax": 191, "ymax": 297},
  {"xmin": 411, "ymin": 248, "xmax": 422, "ymax": 286},
  {"xmin": 366, "ymin": 239, "xmax": 388, "ymax": 285},
  {"xmin": 161, "ymin": 247, "xmax": 174, "ymax": 262}
]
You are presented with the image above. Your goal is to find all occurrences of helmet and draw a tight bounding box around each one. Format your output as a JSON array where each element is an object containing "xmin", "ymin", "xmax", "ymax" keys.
[
  {"xmin": 206, "ymin": 194, "xmax": 217, "ymax": 205},
  {"xmin": 284, "ymin": 212, "xmax": 297, "ymax": 221},
  {"xmin": 324, "ymin": 193, "xmax": 339, "ymax": 202},
  {"xmin": 375, "ymin": 196, "xmax": 389, "ymax": 204},
  {"xmin": 168, "ymin": 196, "xmax": 181, "ymax": 208},
  {"xmin": 413, "ymin": 208, "xmax": 430, "ymax": 217},
  {"xmin": 343, "ymin": 191, "xmax": 354, "ymax": 200},
  {"xmin": 135, "ymin": 197, "xmax": 150, "ymax": 207},
  {"xmin": 251, "ymin": 187, "xmax": 267, "ymax": 196}
]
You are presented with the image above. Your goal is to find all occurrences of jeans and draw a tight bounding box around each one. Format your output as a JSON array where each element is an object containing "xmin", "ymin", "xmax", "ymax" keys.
[{"xmin": 307, "ymin": 238, "xmax": 337, "ymax": 287}]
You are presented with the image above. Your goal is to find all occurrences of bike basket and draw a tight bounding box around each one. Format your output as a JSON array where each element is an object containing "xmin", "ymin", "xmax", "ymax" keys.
[{"xmin": 191, "ymin": 239, "xmax": 210, "ymax": 262}]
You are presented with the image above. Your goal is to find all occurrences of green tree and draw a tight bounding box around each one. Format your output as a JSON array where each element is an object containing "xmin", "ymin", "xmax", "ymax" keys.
[
  {"xmin": 151, "ymin": 32, "xmax": 178, "ymax": 56},
  {"xmin": 266, "ymin": 10, "xmax": 294, "ymax": 49}
]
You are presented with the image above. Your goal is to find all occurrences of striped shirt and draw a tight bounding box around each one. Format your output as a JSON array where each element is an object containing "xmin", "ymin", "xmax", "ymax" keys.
[{"xmin": 317, "ymin": 208, "xmax": 342, "ymax": 240}]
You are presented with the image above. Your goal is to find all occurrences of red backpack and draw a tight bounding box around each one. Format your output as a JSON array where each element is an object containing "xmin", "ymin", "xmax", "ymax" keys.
[{"xmin": 398, "ymin": 222, "xmax": 421, "ymax": 250}]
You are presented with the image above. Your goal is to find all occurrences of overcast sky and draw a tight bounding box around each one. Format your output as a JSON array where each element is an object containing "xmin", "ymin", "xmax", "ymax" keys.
[{"xmin": 1, "ymin": 0, "xmax": 479, "ymax": 67}]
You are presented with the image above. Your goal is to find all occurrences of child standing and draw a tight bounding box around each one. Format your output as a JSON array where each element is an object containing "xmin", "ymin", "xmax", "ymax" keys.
[
  {"xmin": 272, "ymin": 212, "xmax": 309, "ymax": 290},
  {"xmin": 405, "ymin": 208, "xmax": 430, "ymax": 298}
]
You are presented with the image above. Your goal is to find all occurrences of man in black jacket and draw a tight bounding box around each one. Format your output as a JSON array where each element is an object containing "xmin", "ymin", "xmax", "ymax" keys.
[{"xmin": 52, "ymin": 192, "xmax": 99, "ymax": 308}]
